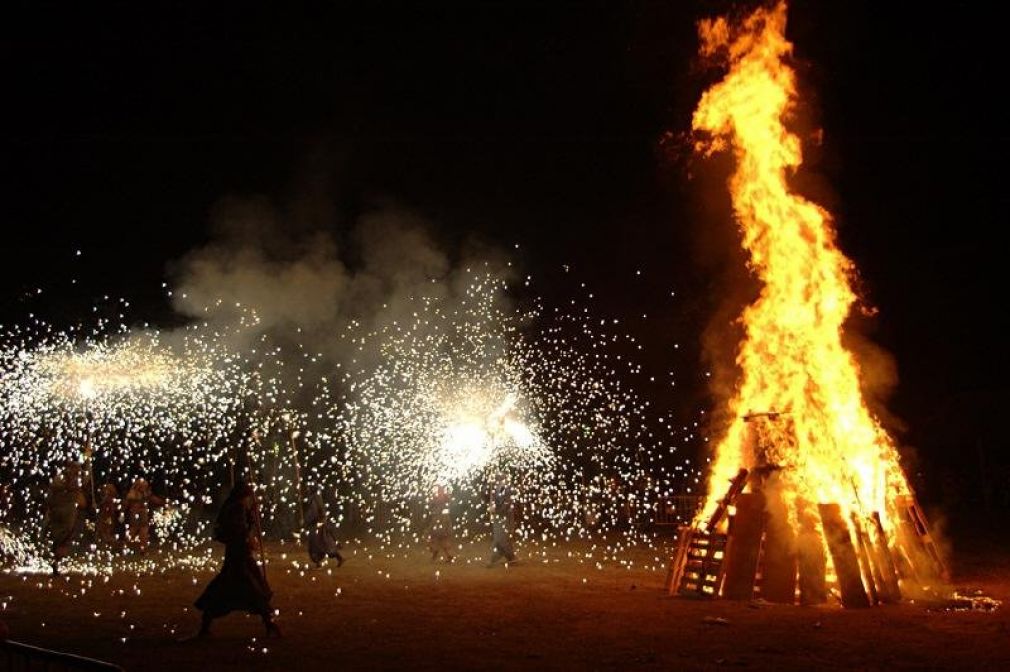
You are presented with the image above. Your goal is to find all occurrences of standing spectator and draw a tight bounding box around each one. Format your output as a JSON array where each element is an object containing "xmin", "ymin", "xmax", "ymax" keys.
[{"xmin": 124, "ymin": 478, "xmax": 164, "ymax": 553}]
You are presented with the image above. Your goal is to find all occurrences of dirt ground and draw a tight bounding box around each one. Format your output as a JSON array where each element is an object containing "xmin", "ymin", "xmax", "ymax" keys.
[{"xmin": 3, "ymin": 535, "xmax": 1010, "ymax": 671}]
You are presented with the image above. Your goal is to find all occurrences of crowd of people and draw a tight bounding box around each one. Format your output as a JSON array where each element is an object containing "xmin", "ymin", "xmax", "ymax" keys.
[
  {"xmin": 42, "ymin": 460, "xmax": 168, "ymax": 575},
  {"xmin": 37, "ymin": 457, "xmax": 526, "ymax": 640}
]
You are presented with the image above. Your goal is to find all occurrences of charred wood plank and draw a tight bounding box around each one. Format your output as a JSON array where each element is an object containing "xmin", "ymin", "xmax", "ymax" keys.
[
  {"xmin": 797, "ymin": 503, "xmax": 827, "ymax": 605},
  {"xmin": 819, "ymin": 503, "xmax": 870, "ymax": 608},
  {"xmin": 760, "ymin": 490, "xmax": 797, "ymax": 604},
  {"xmin": 722, "ymin": 492, "xmax": 766, "ymax": 601}
]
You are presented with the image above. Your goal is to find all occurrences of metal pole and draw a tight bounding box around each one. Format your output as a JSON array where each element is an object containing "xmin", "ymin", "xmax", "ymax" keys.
[
  {"xmin": 84, "ymin": 405, "xmax": 97, "ymax": 516},
  {"xmin": 246, "ymin": 429, "xmax": 270, "ymax": 584}
]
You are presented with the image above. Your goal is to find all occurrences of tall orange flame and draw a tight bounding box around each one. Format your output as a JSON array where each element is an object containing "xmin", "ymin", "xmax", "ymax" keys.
[{"xmin": 692, "ymin": 2, "xmax": 939, "ymax": 598}]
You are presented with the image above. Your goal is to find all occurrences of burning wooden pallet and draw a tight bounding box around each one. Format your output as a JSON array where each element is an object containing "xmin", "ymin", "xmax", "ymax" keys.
[
  {"xmin": 665, "ymin": 468, "xmax": 746, "ymax": 598},
  {"xmin": 666, "ymin": 468, "xmax": 946, "ymax": 607},
  {"xmin": 893, "ymin": 495, "xmax": 950, "ymax": 584},
  {"xmin": 666, "ymin": 526, "xmax": 728, "ymax": 598}
]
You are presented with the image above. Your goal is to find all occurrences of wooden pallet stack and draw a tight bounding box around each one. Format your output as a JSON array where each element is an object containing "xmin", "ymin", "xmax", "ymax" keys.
[{"xmin": 665, "ymin": 469, "xmax": 946, "ymax": 607}]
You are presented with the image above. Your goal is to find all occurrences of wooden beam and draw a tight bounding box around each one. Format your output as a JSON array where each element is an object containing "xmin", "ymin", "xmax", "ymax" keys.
[
  {"xmin": 721, "ymin": 492, "xmax": 765, "ymax": 601},
  {"xmin": 760, "ymin": 489, "xmax": 797, "ymax": 604},
  {"xmin": 797, "ymin": 503, "xmax": 827, "ymax": 605},
  {"xmin": 819, "ymin": 503, "xmax": 870, "ymax": 608}
]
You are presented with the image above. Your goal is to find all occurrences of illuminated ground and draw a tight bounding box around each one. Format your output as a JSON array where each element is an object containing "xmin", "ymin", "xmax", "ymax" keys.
[{"xmin": 3, "ymin": 537, "xmax": 1010, "ymax": 671}]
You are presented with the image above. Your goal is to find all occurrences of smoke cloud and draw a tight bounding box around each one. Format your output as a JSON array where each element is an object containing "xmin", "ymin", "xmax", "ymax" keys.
[{"xmin": 169, "ymin": 192, "xmax": 506, "ymax": 373}]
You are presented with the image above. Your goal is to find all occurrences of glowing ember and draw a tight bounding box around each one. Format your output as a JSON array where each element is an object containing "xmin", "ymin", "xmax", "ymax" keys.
[{"xmin": 690, "ymin": 2, "xmax": 944, "ymax": 601}]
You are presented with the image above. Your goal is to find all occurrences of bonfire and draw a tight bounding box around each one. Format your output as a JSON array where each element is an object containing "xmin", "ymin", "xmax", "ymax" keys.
[{"xmin": 668, "ymin": 2, "xmax": 947, "ymax": 607}]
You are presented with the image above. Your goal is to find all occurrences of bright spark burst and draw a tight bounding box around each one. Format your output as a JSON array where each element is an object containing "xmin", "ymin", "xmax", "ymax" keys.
[
  {"xmin": 432, "ymin": 392, "xmax": 547, "ymax": 484},
  {"xmin": 334, "ymin": 268, "xmax": 668, "ymax": 547}
]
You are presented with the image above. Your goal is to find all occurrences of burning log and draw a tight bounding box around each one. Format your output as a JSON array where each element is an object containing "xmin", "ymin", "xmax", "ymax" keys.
[
  {"xmin": 850, "ymin": 514, "xmax": 881, "ymax": 605},
  {"xmin": 871, "ymin": 511, "xmax": 902, "ymax": 602},
  {"xmin": 796, "ymin": 505, "xmax": 828, "ymax": 605}
]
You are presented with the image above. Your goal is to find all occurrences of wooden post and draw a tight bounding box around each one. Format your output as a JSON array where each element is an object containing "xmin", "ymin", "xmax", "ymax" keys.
[
  {"xmin": 721, "ymin": 492, "xmax": 765, "ymax": 601},
  {"xmin": 796, "ymin": 501, "xmax": 827, "ymax": 605},
  {"xmin": 761, "ymin": 489, "xmax": 798, "ymax": 604},
  {"xmin": 818, "ymin": 503, "xmax": 870, "ymax": 608}
]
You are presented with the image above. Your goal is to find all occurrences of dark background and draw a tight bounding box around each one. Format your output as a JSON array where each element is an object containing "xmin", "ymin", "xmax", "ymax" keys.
[{"xmin": 1, "ymin": 1, "xmax": 1006, "ymax": 522}]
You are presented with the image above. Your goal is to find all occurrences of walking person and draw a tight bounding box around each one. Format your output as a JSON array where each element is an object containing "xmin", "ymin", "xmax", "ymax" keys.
[
  {"xmin": 187, "ymin": 480, "xmax": 280, "ymax": 639},
  {"xmin": 304, "ymin": 491, "xmax": 344, "ymax": 568},
  {"xmin": 96, "ymin": 483, "xmax": 121, "ymax": 548},
  {"xmin": 487, "ymin": 474, "xmax": 517, "ymax": 566},
  {"xmin": 427, "ymin": 483, "xmax": 454, "ymax": 562}
]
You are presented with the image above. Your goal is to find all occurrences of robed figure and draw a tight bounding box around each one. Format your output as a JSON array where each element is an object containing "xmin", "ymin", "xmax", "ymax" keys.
[
  {"xmin": 191, "ymin": 480, "xmax": 279, "ymax": 638},
  {"xmin": 304, "ymin": 492, "xmax": 344, "ymax": 568}
]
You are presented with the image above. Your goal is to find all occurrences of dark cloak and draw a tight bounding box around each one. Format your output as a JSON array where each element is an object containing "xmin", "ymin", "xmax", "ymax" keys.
[{"xmin": 195, "ymin": 491, "xmax": 272, "ymax": 617}]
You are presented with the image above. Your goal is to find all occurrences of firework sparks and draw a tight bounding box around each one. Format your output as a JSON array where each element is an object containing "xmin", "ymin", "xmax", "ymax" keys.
[
  {"xmin": 432, "ymin": 392, "xmax": 547, "ymax": 485},
  {"xmin": 334, "ymin": 267, "xmax": 680, "ymax": 549},
  {"xmin": 1, "ymin": 266, "xmax": 702, "ymax": 578},
  {"xmin": 0, "ymin": 313, "xmax": 307, "ymax": 574}
]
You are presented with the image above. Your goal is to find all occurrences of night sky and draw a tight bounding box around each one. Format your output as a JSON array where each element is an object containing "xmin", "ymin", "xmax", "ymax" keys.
[{"xmin": 2, "ymin": 1, "xmax": 1006, "ymax": 513}]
